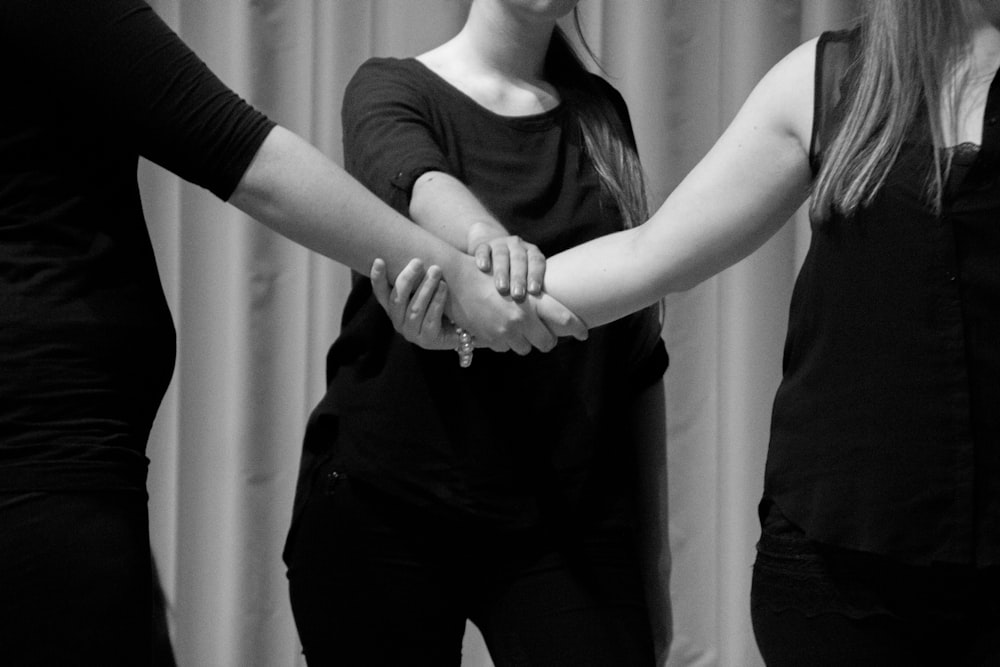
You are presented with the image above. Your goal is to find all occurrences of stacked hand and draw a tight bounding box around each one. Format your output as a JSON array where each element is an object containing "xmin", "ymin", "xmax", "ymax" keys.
[
  {"xmin": 370, "ymin": 235, "xmax": 587, "ymax": 356},
  {"xmin": 470, "ymin": 234, "xmax": 546, "ymax": 302}
]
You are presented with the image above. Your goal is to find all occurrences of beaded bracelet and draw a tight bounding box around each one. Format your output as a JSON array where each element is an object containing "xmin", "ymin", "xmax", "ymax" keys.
[{"xmin": 455, "ymin": 327, "xmax": 474, "ymax": 368}]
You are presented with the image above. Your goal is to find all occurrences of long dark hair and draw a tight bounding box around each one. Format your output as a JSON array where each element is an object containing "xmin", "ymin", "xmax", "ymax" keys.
[
  {"xmin": 810, "ymin": 0, "xmax": 976, "ymax": 221},
  {"xmin": 544, "ymin": 12, "xmax": 649, "ymax": 230}
]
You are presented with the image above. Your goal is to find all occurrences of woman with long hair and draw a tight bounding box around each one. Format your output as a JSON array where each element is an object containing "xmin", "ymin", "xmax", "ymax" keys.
[
  {"xmin": 283, "ymin": 1, "xmax": 669, "ymax": 665},
  {"xmin": 388, "ymin": 0, "xmax": 1000, "ymax": 663}
]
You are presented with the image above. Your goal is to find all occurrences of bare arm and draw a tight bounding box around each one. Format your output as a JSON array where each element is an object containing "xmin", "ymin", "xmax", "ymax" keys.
[
  {"xmin": 366, "ymin": 169, "xmax": 588, "ymax": 352},
  {"xmin": 230, "ymin": 126, "xmax": 462, "ymax": 278},
  {"xmin": 543, "ymin": 39, "xmax": 818, "ymax": 327},
  {"xmin": 410, "ymin": 171, "xmax": 546, "ymax": 300},
  {"xmin": 228, "ymin": 125, "xmax": 569, "ymax": 351}
]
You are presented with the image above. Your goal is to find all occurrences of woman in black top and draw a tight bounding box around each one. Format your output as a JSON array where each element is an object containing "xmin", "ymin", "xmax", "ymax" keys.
[
  {"xmin": 0, "ymin": 1, "xmax": 583, "ymax": 664},
  {"xmin": 497, "ymin": 0, "xmax": 998, "ymax": 663},
  {"xmin": 395, "ymin": 0, "xmax": 1000, "ymax": 663},
  {"xmin": 283, "ymin": 1, "xmax": 669, "ymax": 665}
]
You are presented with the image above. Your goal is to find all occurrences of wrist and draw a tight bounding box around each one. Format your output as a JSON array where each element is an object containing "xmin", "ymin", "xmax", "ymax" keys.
[
  {"xmin": 465, "ymin": 220, "xmax": 506, "ymax": 254},
  {"xmin": 439, "ymin": 251, "xmax": 477, "ymax": 296},
  {"xmin": 439, "ymin": 254, "xmax": 482, "ymax": 331}
]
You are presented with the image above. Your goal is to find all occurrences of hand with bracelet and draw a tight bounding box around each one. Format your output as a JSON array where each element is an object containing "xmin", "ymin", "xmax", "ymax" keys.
[
  {"xmin": 369, "ymin": 171, "xmax": 588, "ymax": 366},
  {"xmin": 370, "ymin": 229, "xmax": 582, "ymax": 367}
]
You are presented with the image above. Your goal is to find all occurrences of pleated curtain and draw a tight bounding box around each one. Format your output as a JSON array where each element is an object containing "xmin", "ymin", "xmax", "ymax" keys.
[{"xmin": 141, "ymin": 1, "xmax": 860, "ymax": 665}]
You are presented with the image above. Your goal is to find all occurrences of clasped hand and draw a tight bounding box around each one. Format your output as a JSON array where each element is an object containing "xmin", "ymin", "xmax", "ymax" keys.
[{"xmin": 370, "ymin": 235, "xmax": 587, "ymax": 355}]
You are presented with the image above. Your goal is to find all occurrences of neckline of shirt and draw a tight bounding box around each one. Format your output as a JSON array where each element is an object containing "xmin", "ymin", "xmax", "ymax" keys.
[{"xmin": 400, "ymin": 57, "xmax": 566, "ymax": 130}]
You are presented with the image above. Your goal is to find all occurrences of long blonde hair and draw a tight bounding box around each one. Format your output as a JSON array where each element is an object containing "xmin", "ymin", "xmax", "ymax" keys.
[{"xmin": 811, "ymin": 0, "xmax": 977, "ymax": 221}]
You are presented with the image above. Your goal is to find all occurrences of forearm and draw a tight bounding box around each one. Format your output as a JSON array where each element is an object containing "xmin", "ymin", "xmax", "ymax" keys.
[
  {"xmin": 410, "ymin": 170, "xmax": 545, "ymax": 299},
  {"xmin": 543, "ymin": 223, "xmax": 672, "ymax": 328},
  {"xmin": 229, "ymin": 126, "xmax": 470, "ymax": 281},
  {"xmin": 544, "ymin": 161, "xmax": 806, "ymax": 328},
  {"xmin": 409, "ymin": 171, "xmax": 508, "ymax": 253},
  {"xmin": 547, "ymin": 38, "xmax": 818, "ymax": 329},
  {"xmin": 229, "ymin": 125, "xmax": 580, "ymax": 349}
]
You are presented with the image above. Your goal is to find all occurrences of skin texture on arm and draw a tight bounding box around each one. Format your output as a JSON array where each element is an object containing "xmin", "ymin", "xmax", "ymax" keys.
[
  {"xmin": 543, "ymin": 38, "xmax": 819, "ymax": 328},
  {"xmin": 228, "ymin": 125, "xmax": 583, "ymax": 352},
  {"xmin": 411, "ymin": 170, "xmax": 546, "ymax": 300}
]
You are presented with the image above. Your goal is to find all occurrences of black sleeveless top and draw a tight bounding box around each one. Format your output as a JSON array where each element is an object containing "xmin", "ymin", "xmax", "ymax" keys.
[{"xmin": 765, "ymin": 30, "xmax": 1000, "ymax": 566}]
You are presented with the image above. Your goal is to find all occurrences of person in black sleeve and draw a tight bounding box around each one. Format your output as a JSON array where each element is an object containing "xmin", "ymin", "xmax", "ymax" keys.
[
  {"xmin": 283, "ymin": 0, "xmax": 670, "ymax": 664},
  {"xmin": 484, "ymin": 0, "xmax": 999, "ymax": 664},
  {"xmin": 0, "ymin": 1, "xmax": 587, "ymax": 665}
]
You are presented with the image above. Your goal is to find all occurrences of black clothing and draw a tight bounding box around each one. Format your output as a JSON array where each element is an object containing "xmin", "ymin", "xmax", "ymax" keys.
[
  {"xmin": 0, "ymin": 491, "xmax": 153, "ymax": 666},
  {"xmin": 1, "ymin": 1, "xmax": 274, "ymax": 661},
  {"xmin": 289, "ymin": 57, "xmax": 667, "ymax": 537},
  {"xmin": 0, "ymin": 0, "xmax": 275, "ymax": 494},
  {"xmin": 286, "ymin": 56, "xmax": 665, "ymax": 665},
  {"xmin": 766, "ymin": 29, "xmax": 1000, "ymax": 565},
  {"xmin": 287, "ymin": 465, "xmax": 655, "ymax": 667},
  {"xmin": 751, "ymin": 502, "xmax": 1000, "ymax": 666}
]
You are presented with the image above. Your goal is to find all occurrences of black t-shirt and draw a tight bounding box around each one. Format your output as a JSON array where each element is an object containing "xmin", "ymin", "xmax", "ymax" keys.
[
  {"xmin": 298, "ymin": 58, "xmax": 668, "ymax": 531},
  {"xmin": 766, "ymin": 30, "xmax": 1000, "ymax": 565},
  {"xmin": 0, "ymin": 0, "xmax": 275, "ymax": 492}
]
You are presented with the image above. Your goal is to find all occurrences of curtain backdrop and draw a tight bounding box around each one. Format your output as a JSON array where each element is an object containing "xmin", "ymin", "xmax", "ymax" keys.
[{"xmin": 141, "ymin": 1, "xmax": 859, "ymax": 665}]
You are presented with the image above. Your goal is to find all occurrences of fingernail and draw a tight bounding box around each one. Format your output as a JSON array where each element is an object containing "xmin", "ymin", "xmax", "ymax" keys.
[{"xmin": 528, "ymin": 280, "xmax": 540, "ymax": 294}]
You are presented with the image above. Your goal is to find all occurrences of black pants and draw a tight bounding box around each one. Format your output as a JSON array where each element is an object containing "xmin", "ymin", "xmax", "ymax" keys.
[
  {"xmin": 751, "ymin": 502, "xmax": 1000, "ymax": 666},
  {"xmin": 0, "ymin": 490, "xmax": 153, "ymax": 666},
  {"xmin": 285, "ymin": 466, "xmax": 655, "ymax": 666}
]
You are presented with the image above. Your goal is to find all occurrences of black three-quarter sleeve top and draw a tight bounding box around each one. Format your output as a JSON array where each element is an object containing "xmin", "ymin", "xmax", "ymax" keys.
[
  {"xmin": 766, "ymin": 30, "xmax": 1000, "ymax": 566},
  {"xmin": 295, "ymin": 58, "xmax": 668, "ymax": 533},
  {"xmin": 0, "ymin": 0, "xmax": 275, "ymax": 492}
]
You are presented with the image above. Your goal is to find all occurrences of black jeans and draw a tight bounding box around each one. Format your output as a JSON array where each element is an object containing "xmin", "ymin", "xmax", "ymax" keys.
[
  {"xmin": 0, "ymin": 490, "xmax": 153, "ymax": 666},
  {"xmin": 751, "ymin": 501, "xmax": 1000, "ymax": 666},
  {"xmin": 285, "ymin": 463, "xmax": 654, "ymax": 666}
]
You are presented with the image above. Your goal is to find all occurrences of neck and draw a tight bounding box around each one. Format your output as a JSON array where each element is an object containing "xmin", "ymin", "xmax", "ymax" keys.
[{"xmin": 455, "ymin": 2, "xmax": 557, "ymax": 82}]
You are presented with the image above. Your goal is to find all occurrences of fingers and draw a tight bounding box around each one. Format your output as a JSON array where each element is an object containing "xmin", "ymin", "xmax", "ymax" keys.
[
  {"xmin": 370, "ymin": 258, "xmax": 391, "ymax": 313},
  {"xmin": 375, "ymin": 256, "xmax": 578, "ymax": 360},
  {"xmin": 507, "ymin": 238, "xmax": 528, "ymax": 302},
  {"xmin": 526, "ymin": 245, "xmax": 545, "ymax": 296},
  {"xmin": 405, "ymin": 265, "xmax": 442, "ymax": 334},
  {"xmin": 491, "ymin": 242, "xmax": 510, "ymax": 296},
  {"xmin": 421, "ymin": 279, "xmax": 448, "ymax": 340},
  {"xmin": 387, "ymin": 258, "xmax": 426, "ymax": 329},
  {"xmin": 473, "ymin": 243, "xmax": 492, "ymax": 273},
  {"xmin": 509, "ymin": 332, "xmax": 532, "ymax": 356},
  {"xmin": 535, "ymin": 293, "xmax": 588, "ymax": 341},
  {"xmin": 519, "ymin": 309, "xmax": 558, "ymax": 354}
]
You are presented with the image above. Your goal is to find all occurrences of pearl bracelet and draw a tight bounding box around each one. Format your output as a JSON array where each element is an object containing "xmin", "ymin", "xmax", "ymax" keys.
[{"xmin": 455, "ymin": 327, "xmax": 474, "ymax": 368}]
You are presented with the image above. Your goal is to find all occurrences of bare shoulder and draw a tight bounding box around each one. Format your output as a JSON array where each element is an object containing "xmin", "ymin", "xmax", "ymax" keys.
[{"xmin": 740, "ymin": 37, "xmax": 818, "ymax": 154}]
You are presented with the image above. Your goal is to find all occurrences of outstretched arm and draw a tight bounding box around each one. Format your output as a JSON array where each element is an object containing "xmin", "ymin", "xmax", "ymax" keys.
[
  {"xmin": 231, "ymin": 126, "xmax": 461, "ymax": 280},
  {"xmin": 543, "ymin": 38, "xmax": 819, "ymax": 327},
  {"xmin": 229, "ymin": 126, "xmax": 580, "ymax": 352}
]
